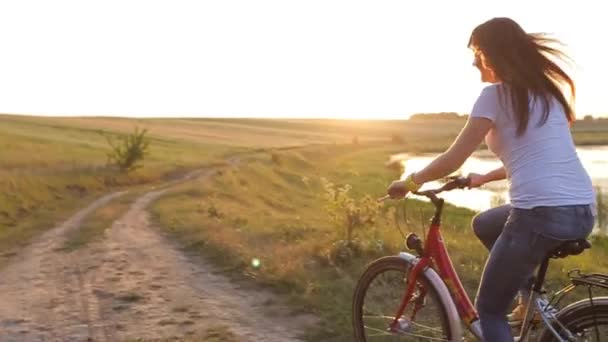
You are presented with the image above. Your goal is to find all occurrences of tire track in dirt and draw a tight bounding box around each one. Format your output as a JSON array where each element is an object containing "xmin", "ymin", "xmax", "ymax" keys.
[
  {"xmin": 0, "ymin": 166, "xmax": 316, "ymax": 341},
  {"xmin": 0, "ymin": 190, "xmax": 127, "ymax": 341}
]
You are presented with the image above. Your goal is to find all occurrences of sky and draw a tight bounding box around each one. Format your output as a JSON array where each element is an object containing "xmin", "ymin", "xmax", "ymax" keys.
[{"xmin": 0, "ymin": 0, "xmax": 606, "ymax": 119}]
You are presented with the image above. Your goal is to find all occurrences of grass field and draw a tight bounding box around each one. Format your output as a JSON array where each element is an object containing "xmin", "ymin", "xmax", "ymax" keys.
[
  {"xmin": 1, "ymin": 112, "xmax": 467, "ymax": 255},
  {"xmin": 0, "ymin": 114, "xmax": 237, "ymax": 264},
  {"xmin": 151, "ymin": 144, "xmax": 608, "ymax": 340},
  {"xmin": 2, "ymin": 113, "xmax": 608, "ymax": 340}
]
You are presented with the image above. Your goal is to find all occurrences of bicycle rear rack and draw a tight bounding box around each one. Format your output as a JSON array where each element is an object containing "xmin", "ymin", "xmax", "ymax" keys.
[
  {"xmin": 569, "ymin": 270, "xmax": 608, "ymax": 290},
  {"xmin": 545, "ymin": 270, "xmax": 608, "ymax": 312}
]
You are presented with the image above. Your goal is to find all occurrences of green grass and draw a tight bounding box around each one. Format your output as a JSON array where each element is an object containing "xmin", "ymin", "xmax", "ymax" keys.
[
  {"xmin": 2, "ymin": 114, "xmax": 608, "ymax": 340},
  {"xmin": 152, "ymin": 144, "xmax": 608, "ymax": 341},
  {"xmin": 1, "ymin": 114, "xmax": 459, "ymax": 260},
  {"xmin": 0, "ymin": 188, "xmax": 101, "ymax": 266},
  {"xmin": 0, "ymin": 114, "xmax": 240, "ymax": 260}
]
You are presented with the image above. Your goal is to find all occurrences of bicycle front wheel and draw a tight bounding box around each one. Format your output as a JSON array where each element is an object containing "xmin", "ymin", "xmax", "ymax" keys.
[{"xmin": 352, "ymin": 256, "xmax": 455, "ymax": 341}]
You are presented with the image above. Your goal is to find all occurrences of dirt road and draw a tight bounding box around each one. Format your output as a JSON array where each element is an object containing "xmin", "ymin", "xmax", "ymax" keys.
[{"xmin": 0, "ymin": 168, "xmax": 316, "ymax": 341}]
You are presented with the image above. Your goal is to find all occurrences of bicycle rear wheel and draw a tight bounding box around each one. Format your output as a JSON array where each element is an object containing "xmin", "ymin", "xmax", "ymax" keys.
[
  {"xmin": 539, "ymin": 298, "xmax": 608, "ymax": 341},
  {"xmin": 352, "ymin": 256, "xmax": 454, "ymax": 341}
]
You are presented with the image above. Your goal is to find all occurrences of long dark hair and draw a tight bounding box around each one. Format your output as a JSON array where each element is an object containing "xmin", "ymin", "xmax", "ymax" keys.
[{"xmin": 468, "ymin": 17, "xmax": 575, "ymax": 135}]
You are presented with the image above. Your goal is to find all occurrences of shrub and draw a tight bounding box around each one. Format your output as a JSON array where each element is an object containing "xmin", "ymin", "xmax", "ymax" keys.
[
  {"xmin": 103, "ymin": 127, "xmax": 150, "ymax": 173},
  {"xmin": 320, "ymin": 177, "xmax": 382, "ymax": 264}
]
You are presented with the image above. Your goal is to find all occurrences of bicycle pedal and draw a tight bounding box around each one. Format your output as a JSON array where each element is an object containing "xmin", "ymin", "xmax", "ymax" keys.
[{"xmin": 390, "ymin": 318, "xmax": 412, "ymax": 334}]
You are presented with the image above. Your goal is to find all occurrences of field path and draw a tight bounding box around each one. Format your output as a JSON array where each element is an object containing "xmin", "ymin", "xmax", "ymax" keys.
[{"xmin": 0, "ymin": 164, "xmax": 316, "ymax": 341}]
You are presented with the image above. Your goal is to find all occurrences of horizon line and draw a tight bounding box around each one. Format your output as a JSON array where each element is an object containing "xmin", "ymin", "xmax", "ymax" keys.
[{"xmin": 1, "ymin": 112, "xmax": 607, "ymax": 121}]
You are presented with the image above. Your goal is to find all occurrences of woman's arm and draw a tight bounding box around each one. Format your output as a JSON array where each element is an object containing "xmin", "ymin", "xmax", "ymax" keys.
[
  {"xmin": 411, "ymin": 117, "xmax": 493, "ymax": 185},
  {"xmin": 468, "ymin": 166, "xmax": 506, "ymax": 188},
  {"xmin": 483, "ymin": 166, "xmax": 506, "ymax": 182}
]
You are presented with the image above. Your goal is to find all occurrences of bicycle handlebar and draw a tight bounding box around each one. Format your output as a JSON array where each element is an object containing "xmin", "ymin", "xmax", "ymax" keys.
[
  {"xmin": 378, "ymin": 176, "xmax": 471, "ymax": 203},
  {"xmin": 414, "ymin": 176, "xmax": 471, "ymax": 196},
  {"xmin": 378, "ymin": 176, "xmax": 471, "ymax": 225}
]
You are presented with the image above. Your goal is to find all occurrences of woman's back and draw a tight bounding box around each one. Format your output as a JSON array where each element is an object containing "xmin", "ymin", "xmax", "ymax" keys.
[{"xmin": 471, "ymin": 84, "xmax": 595, "ymax": 210}]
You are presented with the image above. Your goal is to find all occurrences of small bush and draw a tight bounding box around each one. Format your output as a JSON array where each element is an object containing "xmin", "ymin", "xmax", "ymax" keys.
[
  {"xmin": 320, "ymin": 177, "xmax": 382, "ymax": 264},
  {"xmin": 103, "ymin": 127, "xmax": 150, "ymax": 173}
]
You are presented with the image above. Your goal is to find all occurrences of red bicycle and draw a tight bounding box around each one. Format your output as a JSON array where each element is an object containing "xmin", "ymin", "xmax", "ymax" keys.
[{"xmin": 352, "ymin": 177, "xmax": 608, "ymax": 341}]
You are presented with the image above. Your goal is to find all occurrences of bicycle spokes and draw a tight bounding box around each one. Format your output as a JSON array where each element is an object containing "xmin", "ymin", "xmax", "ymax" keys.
[{"xmin": 360, "ymin": 264, "xmax": 450, "ymax": 341}]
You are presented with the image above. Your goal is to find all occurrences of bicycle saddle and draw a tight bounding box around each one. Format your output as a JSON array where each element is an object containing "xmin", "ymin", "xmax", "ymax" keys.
[{"xmin": 550, "ymin": 239, "xmax": 591, "ymax": 259}]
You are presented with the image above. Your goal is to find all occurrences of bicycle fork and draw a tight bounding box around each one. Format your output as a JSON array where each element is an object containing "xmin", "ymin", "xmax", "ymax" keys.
[{"xmin": 389, "ymin": 258, "xmax": 430, "ymax": 333}]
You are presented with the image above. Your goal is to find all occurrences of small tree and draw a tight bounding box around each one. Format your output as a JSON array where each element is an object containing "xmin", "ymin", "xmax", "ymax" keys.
[
  {"xmin": 321, "ymin": 178, "xmax": 381, "ymax": 245},
  {"xmin": 320, "ymin": 178, "xmax": 382, "ymax": 265},
  {"xmin": 103, "ymin": 127, "xmax": 150, "ymax": 173}
]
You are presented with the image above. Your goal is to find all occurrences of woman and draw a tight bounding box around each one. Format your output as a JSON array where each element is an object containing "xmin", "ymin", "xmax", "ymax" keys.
[{"xmin": 387, "ymin": 17, "xmax": 596, "ymax": 341}]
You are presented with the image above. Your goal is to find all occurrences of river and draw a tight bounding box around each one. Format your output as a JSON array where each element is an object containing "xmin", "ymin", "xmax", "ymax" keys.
[{"xmin": 390, "ymin": 145, "xmax": 608, "ymax": 232}]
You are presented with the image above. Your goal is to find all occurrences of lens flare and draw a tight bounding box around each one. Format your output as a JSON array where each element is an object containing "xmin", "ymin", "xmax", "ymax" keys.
[{"xmin": 251, "ymin": 258, "xmax": 261, "ymax": 268}]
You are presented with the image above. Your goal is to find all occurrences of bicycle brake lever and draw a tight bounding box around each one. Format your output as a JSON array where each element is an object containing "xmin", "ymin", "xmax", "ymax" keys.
[{"xmin": 448, "ymin": 176, "xmax": 471, "ymax": 188}]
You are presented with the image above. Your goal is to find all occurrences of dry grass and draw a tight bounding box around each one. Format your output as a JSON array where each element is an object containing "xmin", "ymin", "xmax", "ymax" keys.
[
  {"xmin": 152, "ymin": 144, "xmax": 608, "ymax": 341},
  {"xmin": 0, "ymin": 114, "xmax": 237, "ymax": 257},
  {"xmin": 3, "ymin": 114, "xmax": 608, "ymax": 340}
]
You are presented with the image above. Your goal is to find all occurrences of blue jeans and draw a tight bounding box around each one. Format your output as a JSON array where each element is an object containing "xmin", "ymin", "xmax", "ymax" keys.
[{"xmin": 472, "ymin": 204, "xmax": 595, "ymax": 342}]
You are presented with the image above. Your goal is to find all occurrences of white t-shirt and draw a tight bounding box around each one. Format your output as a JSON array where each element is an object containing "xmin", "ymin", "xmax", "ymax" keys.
[{"xmin": 470, "ymin": 83, "xmax": 596, "ymax": 211}]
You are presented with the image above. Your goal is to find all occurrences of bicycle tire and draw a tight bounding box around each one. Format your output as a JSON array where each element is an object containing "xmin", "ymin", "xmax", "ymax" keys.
[
  {"xmin": 539, "ymin": 297, "xmax": 608, "ymax": 341},
  {"xmin": 352, "ymin": 256, "xmax": 456, "ymax": 341}
]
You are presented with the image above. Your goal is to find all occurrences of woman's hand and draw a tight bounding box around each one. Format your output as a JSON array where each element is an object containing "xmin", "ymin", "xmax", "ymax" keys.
[
  {"xmin": 467, "ymin": 172, "xmax": 487, "ymax": 188},
  {"xmin": 386, "ymin": 174, "xmax": 423, "ymax": 199},
  {"xmin": 387, "ymin": 180, "xmax": 409, "ymax": 199}
]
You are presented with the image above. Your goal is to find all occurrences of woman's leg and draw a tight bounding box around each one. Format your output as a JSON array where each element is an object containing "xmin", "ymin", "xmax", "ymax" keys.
[
  {"xmin": 471, "ymin": 204, "xmax": 511, "ymax": 251},
  {"xmin": 475, "ymin": 205, "xmax": 595, "ymax": 341},
  {"xmin": 472, "ymin": 204, "xmax": 533, "ymax": 305},
  {"xmin": 475, "ymin": 208, "xmax": 563, "ymax": 341}
]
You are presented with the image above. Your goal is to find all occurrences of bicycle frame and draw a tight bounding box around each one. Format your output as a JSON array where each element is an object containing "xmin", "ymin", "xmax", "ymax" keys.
[
  {"xmin": 390, "ymin": 195, "xmax": 484, "ymax": 339},
  {"xmin": 380, "ymin": 180, "xmax": 603, "ymax": 341}
]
